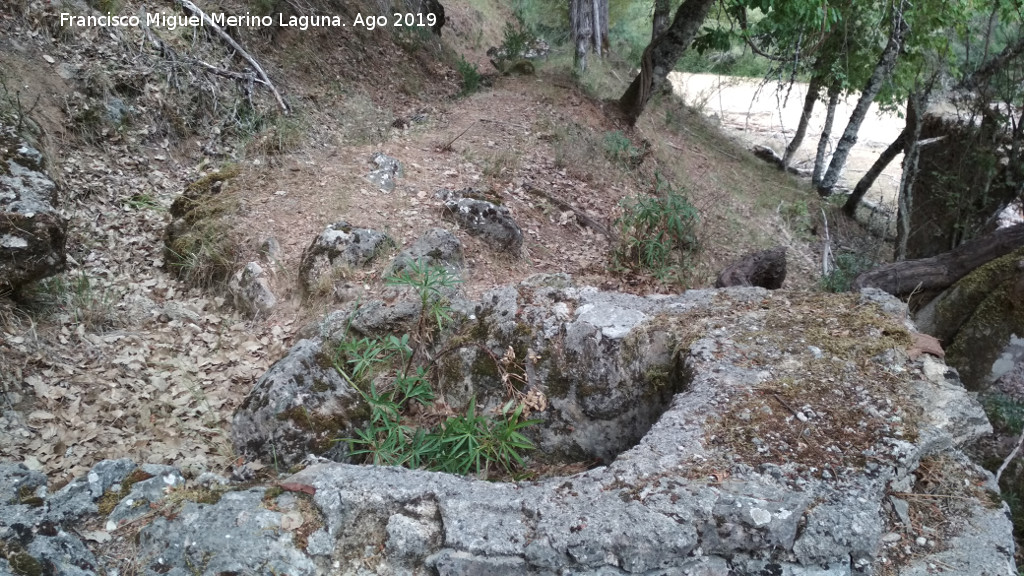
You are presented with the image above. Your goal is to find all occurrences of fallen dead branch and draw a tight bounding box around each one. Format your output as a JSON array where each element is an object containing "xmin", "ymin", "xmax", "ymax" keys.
[{"xmin": 176, "ymin": 0, "xmax": 289, "ymax": 114}]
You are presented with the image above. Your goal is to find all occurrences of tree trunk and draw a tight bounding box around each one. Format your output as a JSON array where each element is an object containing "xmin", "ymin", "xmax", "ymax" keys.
[
  {"xmin": 571, "ymin": 0, "xmax": 593, "ymax": 72},
  {"xmin": 842, "ymin": 128, "xmax": 906, "ymax": 217},
  {"xmin": 894, "ymin": 91, "xmax": 926, "ymax": 261},
  {"xmin": 812, "ymin": 80, "xmax": 841, "ymax": 187},
  {"xmin": 782, "ymin": 74, "xmax": 823, "ymax": 168},
  {"xmin": 652, "ymin": 0, "xmax": 670, "ymax": 41},
  {"xmin": 853, "ymin": 222, "xmax": 1024, "ymax": 296},
  {"xmin": 618, "ymin": 0, "xmax": 716, "ymax": 125},
  {"xmin": 817, "ymin": 4, "xmax": 909, "ymax": 194}
]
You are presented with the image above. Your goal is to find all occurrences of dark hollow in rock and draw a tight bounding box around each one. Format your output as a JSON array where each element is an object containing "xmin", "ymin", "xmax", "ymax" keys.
[{"xmin": 715, "ymin": 246, "xmax": 787, "ymax": 290}]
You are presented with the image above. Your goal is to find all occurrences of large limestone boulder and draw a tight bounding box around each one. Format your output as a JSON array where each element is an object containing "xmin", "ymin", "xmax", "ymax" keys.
[
  {"xmin": 0, "ymin": 124, "xmax": 67, "ymax": 293},
  {"xmin": 915, "ymin": 247, "xmax": 1024, "ymax": 389},
  {"xmin": 231, "ymin": 339, "xmax": 367, "ymax": 469}
]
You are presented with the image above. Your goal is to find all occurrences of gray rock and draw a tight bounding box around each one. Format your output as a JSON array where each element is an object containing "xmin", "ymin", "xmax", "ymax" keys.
[
  {"xmin": 136, "ymin": 488, "xmax": 317, "ymax": 576},
  {"xmin": 367, "ymin": 152, "xmax": 402, "ymax": 192},
  {"xmin": 299, "ymin": 221, "xmax": 393, "ymax": 296},
  {"xmin": 105, "ymin": 464, "xmax": 185, "ymax": 531},
  {"xmin": 0, "ymin": 463, "xmax": 47, "ymax": 505},
  {"xmin": 229, "ymin": 261, "xmax": 277, "ymax": 317},
  {"xmin": 0, "ymin": 124, "xmax": 67, "ymax": 292},
  {"xmin": 231, "ymin": 338, "xmax": 367, "ymax": 469},
  {"xmin": 384, "ymin": 227, "xmax": 464, "ymax": 278},
  {"xmin": 45, "ymin": 458, "xmax": 136, "ymax": 523},
  {"xmin": 259, "ymin": 236, "xmax": 282, "ymax": 260},
  {"xmin": 438, "ymin": 188, "xmax": 524, "ymax": 252}
]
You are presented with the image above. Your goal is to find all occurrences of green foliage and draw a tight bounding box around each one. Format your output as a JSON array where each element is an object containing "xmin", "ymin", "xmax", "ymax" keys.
[
  {"xmin": 386, "ymin": 259, "xmax": 462, "ymax": 332},
  {"xmin": 340, "ymin": 264, "xmax": 537, "ymax": 478},
  {"xmin": 818, "ymin": 251, "xmax": 872, "ymax": 293},
  {"xmin": 602, "ymin": 130, "xmax": 644, "ymax": 167},
  {"xmin": 457, "ymin": 56, "xmax": 482, "ymax": 96},
  {"xmin": 612, "ymin": 177, "xmax": 700, "ymax": 284},
  {"xmin": 983, "ymin": 392, "xmax": 1024, "ymax": 435},
  {"xmin": 501, "ymin": 17, "xmax": 534, "ymax": 58}
]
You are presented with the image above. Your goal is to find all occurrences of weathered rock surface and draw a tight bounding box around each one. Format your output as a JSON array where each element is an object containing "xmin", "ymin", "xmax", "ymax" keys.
[
  {"xmin": 229, "ymin": 261, "xmax": 277, "ymax": 317},
  {"xmin": 438, "ymin": 188, "xmax": 524, "ymax": 252},
  {"xmin": 299, "ymin": 221, "xmax": 393, "ymax": 296},
  {"xmin": 2, "ymin": 284, "xmax": 1013, "ymax": 575},
  {"xmin": 367, "ymin": 152, "xmax": 402, "ymax": 192},
  {"xmin": 0, "ymin": 124, "xmax": 67, "ymax": 293},
  {"xmin": 915, "ymin": 247, "xmax": 1024, "ymax": 389},
  {"xmin": 231, "ymin": 339, "xmax": 366, "ymax": 470},
  {"xmin": 384, "ymin": 227, "xmax": 465, "ymax": 277}
]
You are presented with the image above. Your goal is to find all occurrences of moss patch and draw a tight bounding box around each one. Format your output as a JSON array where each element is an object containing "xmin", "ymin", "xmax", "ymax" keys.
[{"xmin": 0, "ymin": 540, "xmax": 43, "ymax": 576}]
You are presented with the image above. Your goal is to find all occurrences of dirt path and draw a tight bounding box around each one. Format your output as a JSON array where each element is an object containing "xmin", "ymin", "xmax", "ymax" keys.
[{"xmin": 669, "ymin": 72, "xmax": 905, "ymax": 210}]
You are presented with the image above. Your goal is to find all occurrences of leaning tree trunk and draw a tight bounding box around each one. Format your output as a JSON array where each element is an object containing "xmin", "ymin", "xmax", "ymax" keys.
[
  {"xmin": 853, "ymin": 222, "xmax": 1024, "ymax": 296},
  {"xmin": 652, "ymin": 0, "xmax": 671, "ymax": 41},
  {"xmin": 842, "ymin": 128, "xmax": 906, "ymax": 216},
  {"xmin": 812, "ymin": 80, "xmax": 841, "ymax": 187},
  {"xmin": 782, "ymin": 74, "xmax": 823, "ymax": 168},
  {"xmin": 817, "ymin": 4, "xmax": 909, "ymax": 194},
  {"xmin": 619, "ymin": 0, "xmax": 716, "ymax": 125}
]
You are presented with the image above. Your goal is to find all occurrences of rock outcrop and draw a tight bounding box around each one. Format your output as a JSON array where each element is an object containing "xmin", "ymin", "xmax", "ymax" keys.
[
  {"xmin": 438, "ymin": 188, "xmax": 523, "ymax": 253},
  {"xmin": 299, "ymin": 221, "xmax": 393, "ymax": 297},
  {"xmin": 2, "ymin": 283, "xmax": 1012, "ymax": 576},
  {"xmin": 0, "ymin": 124, "xmax": 67, "ymax": 293},
  {"xmin": 229, "ymin": 261, "xmax": 278, "ymax": 317}
]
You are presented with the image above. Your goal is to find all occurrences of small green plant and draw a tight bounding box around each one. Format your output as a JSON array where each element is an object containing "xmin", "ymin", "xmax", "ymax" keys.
[
  {"xmin": 500, "ymin": 17, "xmax": 534, "ymax": 59},
  {"xmin": 123, "ymin": 192, "xmax": 161, "ymax": 211},
  {"xmin": 612, "ymin": 177, "xmax": 700, "ymax": 285},
  {"xmin": 339, "ymin": 263, "xmax": 538, "ymax": 478},
  {"xmin": 819, "ymin": 252, "xmax": 873, "ymax": 293},
  {"xmin": 33, "ymin": 271, "xmax": 119, "ymax": 332},
  {"xmin": 602, "ymin": 130, "xmax": 644, "ymax": 167},
  {"xmin": 457, "ymin": 56, "xmax": 482, "ymax": 96}
]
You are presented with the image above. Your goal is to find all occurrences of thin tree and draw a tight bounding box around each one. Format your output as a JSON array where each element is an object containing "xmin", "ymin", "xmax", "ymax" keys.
[
  {"xmin": 816, "ymin": 0, "xmax": 910, "ymax": 194},
  {"xmin": 571, "ymin": 0, "xmax": 609, "ymax": 73}
]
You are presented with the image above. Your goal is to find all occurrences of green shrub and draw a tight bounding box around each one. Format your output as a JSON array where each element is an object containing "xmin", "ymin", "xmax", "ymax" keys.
[
  {"xmin": 602, "ymin": 130, "xmax": 644, "ymax": 167},
  {"xmin": 612, "ymin": 178, "xmax": 700, "ymax": 285},
  {"xmin": 339, "ymin": 262, "xmax": 538, "ymax": 478},
  {"xmin": 818, "ymin": 252, "xmax": 873, "ymax": 293},
  {"xmin": 457, "ymin": 56, "xmax": 482, "ymax": 96}
]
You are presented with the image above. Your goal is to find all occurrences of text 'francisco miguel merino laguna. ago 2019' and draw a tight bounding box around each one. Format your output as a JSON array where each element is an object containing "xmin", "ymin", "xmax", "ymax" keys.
[{"xmin": 58, "ymin": 11, "xmax": 438, "ymax": 31}]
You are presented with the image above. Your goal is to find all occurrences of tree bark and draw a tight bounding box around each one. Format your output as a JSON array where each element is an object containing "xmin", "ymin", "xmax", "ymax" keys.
[
  {"xmin": 571, "ymin": 0, "xmax": 609, "ymax": 73},
  {"xmin": 817, "ymin": 4, "xmax": 909, "ymax": 194},
  {"xmin": 812, "ymin": 80, "xmax": 841, "ymax": 187},
  {"xmin": 894, "ymin": 91, "xmax": 926, "ymax": 261},
  {"xmin": 652, "ymin": 0, "xmax": 670, "ymax": 42},
  {"xmin": 571, "ymin": 0, "xmax": 594, "ymax": 72},
  {"xmin": 842, "ymin": 128, "xmax": 906, "ymax": 216},
  {"xmin": 853, "ymin": 222, "xmax": 1024, "ymax": 296},
  {"xmin": 782, "ymin": 74, "xmax": 822, "ymax": 168},
  {"xmin": 618, "ymin": 0, "xmax": 716, "ymax": 125}
]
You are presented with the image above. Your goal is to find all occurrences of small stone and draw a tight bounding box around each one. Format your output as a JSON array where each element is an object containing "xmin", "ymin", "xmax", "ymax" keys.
[{"xmin": 915, "ymin": 536, "xmax": 927, "ymax": 546}]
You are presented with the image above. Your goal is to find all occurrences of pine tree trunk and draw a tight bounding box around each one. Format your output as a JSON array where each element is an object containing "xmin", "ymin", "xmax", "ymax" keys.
[
  {"xmin": 842, "ymin": 128, "xmax": 907, "ymax": 217},
  {"xmin": 619, "ymin": 0, "xmax": 716, "ymax": 125},
  {"xmin": 817, "ymin": 6, "xmax": 909, "ymax": 193},
  {"xmin": 812, "ymin": 81, "xmax": 841, "ymax": 187},
  {"xmin": 782, "ymin": 75, "xmax": 823, "ymax": 168}
]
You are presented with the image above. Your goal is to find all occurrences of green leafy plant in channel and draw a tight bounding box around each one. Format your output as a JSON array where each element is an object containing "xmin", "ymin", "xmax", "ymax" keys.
[
  {"xmin": 603, "ymin": 130, "xmax": 644, "ymax": 167},
  {"xmin": 338, "ymin": 263, "xmax": 538, "ymax": 478},
  {"xmin": 612, "ymin": 176, "xmax": 700, "ymax": 285}
]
